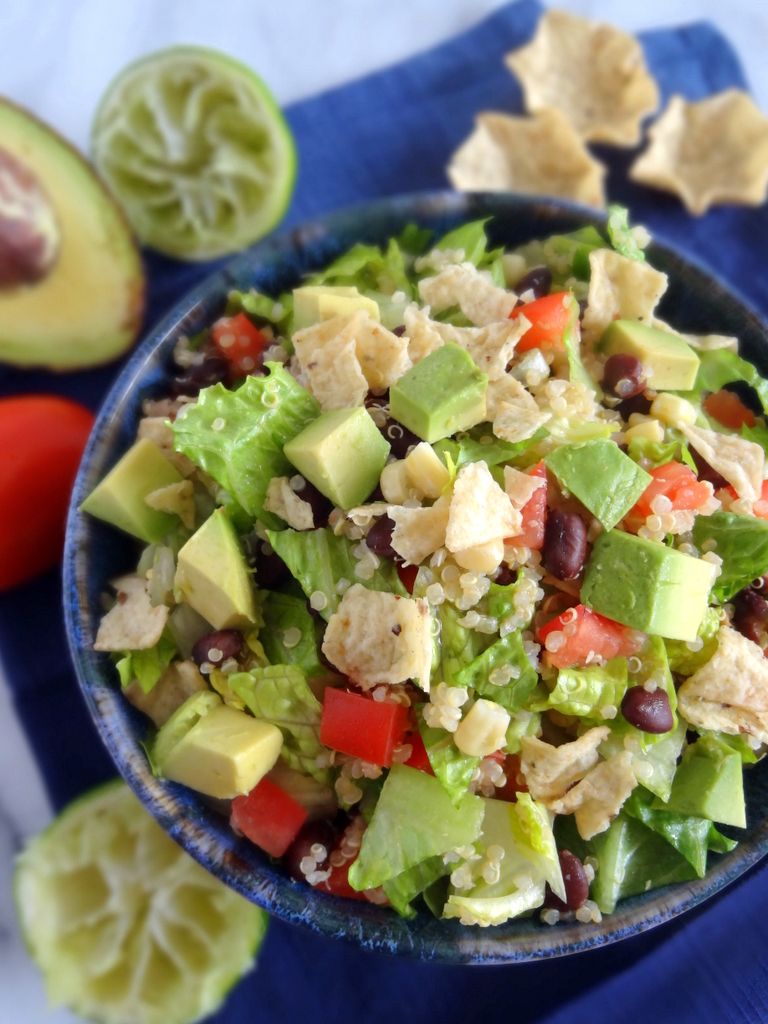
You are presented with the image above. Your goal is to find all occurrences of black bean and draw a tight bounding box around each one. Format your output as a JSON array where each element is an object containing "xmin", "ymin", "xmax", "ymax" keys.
[
  {"xmin": 284, "ymin": 820, "xmax": 337, "ymax": 883},
  {"xmin": 172, "ymin": 352, "xmax": 231, "ymax": 395},
  {"xmin": 289, "ymin": 476, "xmax": 333, "ymax": 528},
  {"xmin": 516, "ymin": 266, "xmax": 552, "ymax": 301},
  {"xmin": 621, "ymin": 686, "xmax": 674, "ymax": 733},
  {"xmin": 243, "ymin": 532, "xmax": 291, "ymax": 589},
  {"xmin": 365, "ymin": 515, "xmax": 403, "ymax": 563},
  {"xmin": 602, "ymin": 353, "xmax": 646, "ymax": 399},
  {"xmin": 690, "ymin": 447, "xmax": 728, "ymax": 489},
  {"xmin": 732, "ymin": 586, "xmax": 768, "ymax": 646},
  {"xmin": 494, "ymin": 565, "xmax": 516, "ymax": 588},
  {"xmin": 366, "ymin": 393, "xmax": 421, "ymax": 459},
  {"xmin": 191, "ymin": 629, "xmax": 245, "ymax": 669},
  {"xmin": 616, "ymin": 392, "xmax": 653, "ymax": 420},
  {"xmin": 392, "ymin": 325, "xmax": 407, "ymax": 337},
  {"xmin": 544, "ymin": 850, "xmax": 590, "ymax": 911},
  {"xmin": 543, "ymin": 509, "xmax": 587, "ymax": 581}
]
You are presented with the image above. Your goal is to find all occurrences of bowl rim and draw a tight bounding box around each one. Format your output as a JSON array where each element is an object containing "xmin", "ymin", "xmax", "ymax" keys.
[{"xmin": 63, "ymin": 189, "xmax": 768, "ymax": 963}]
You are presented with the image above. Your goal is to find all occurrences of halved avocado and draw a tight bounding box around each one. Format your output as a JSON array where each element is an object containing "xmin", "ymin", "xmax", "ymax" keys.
[{"xmin": 0, "ymin": 98, "xmax": 144, "ymax": 369}]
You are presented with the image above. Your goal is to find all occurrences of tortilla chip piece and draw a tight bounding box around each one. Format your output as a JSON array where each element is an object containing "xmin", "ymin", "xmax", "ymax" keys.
[
  {"xmin": 505, "ymin": 10, "xmax": 659, "ymax": 146},
  {"xmin": 448, "ymin": 109, "xmax": 606, "ymax": 209},
  {"xmin": 651, "ymin": 318, "xmax": 739, "ymax": 354},
  {"xmin": 263, "ymin": 476, "xmax": 315, "ymax": 531},
  {"xmin": 418, "ymin": 262, "xmax": 518, "ymax": 326},
  {"xmin": 548, "ymin": 751, "xmax": 638, "ymax": 840},
  {"xmin": 94, "ymin": 574, "xmax": 169, "ymax": 652},
  {"xmin": 145, "ymin": 479, "xmax": 196, "ymax": 531},
  {"xmin": 388, "ymin": 502, "xmax": 450, "ymax": 566},
  {"xmin": 582, "ymin": 249, "xmax": 668, "ymax": 347},
  {"xmin": 630, "ymin": 90, "xmax": 768, "ymax": 216},
  {"xmin": 446, "ymin": 461, "xmax": 520, "ymax": 552},
  {"xmin": 486, "ymin": 374, "xmax": 552, "ymax": 443},
  {"xmin": 404, "ymin": 303, "xmax": 529, "ymax": 380},
  {"xmin": 680, "ymin": 424, "xmax": 764, "ymax": 503},
  {"xmin": 124, "ymin": 660, "xmax": 208, "ymax": 728},
  {"xmin": 504, "ymin": 465, "xmax": 546, "ymax": 510},
  {"xmin": 519, "ymin": 727, "xmax": 610, "ymax": 802},
  {"xmin": 293, "ymin": 316, "xmax": 369, "ymax": 411},
  {"xmin": 137, "ymin": 417, "xmax": 196, "ymax": 477},
  {"xmin": 349, "ymin": 311, "xmax": 412, "ymax": 393}
]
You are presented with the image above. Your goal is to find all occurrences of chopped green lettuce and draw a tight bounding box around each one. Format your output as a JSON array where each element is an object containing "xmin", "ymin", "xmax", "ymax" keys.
[
  {"xmin": 150, "ymin": 690, "xmax": 221, "ymax": 772},
  {"xmin": 348, "ymin": 764, "xmax": 484, "ymax": 891},
  {"xmin": 225, "ymin": 287, "xmax": 293, "ymax": 329},
  {"xmin": 692, "ymin": 349, "xmax": 768, "ymax": 414},
  {"xmin": 267, "ymin": 527, "xmax": 406, "ymax": 621},
  {"xmin": 259, "ymin": 591, "xmax": 324, "ymax": 679},
  {"xmin": 698, "ymin": 730, "xmax": 760, "ymax": 764},
  {"xmin": 514, "ymin": 226, "xmax": 605, "ymax": 285},
  {"xmin": 418, "ymin": 712, "xmax": 480, "ymax": 805},
  {"xmin": 307, "ymin": 238, "xmax": 413, "ymax": 300},
  {"xmin": 382, "ymin": 856, "xmax": 451, "ymax": 919},
  {"xmin": 530, "ymin": 658, "xmax": 628, "ymax": 720},
  {"xmin": 434, "ymin": 426, "xmax": 548, "ymax": 472},
  {"xmin": 454, "ymin": 631, "xmax": 538, "ymax": 712},
  {"xmin": 741, "ymin": 422, "xmax": 768, "ymax": 455},
  {"xmin": 395, "ymin": 223, "xmax": 433, "ymax": 255},
  {"xmin": 171, "ymin": 365, "xmax": 320, "ymax": 529},
  {"xmin": 692, "ymin": 511, "xmax": 768, "ymax": 601},
  {"xmin": 665, "ymin": 607, "xmax": 720, "ymax": 675},
  {"xmin": 606, "ymin": 206, "xmax": 646, "ymax": 262},
  {"xmin": 504, "ymin": 710, "xmax": 541, "ymax": 754},
  {"xmin": 230, "ymin": 664, "xmax": 327, "ymax": 781},
  {"xmin": 563, "ymin": 297, "xmax": 603, "ymax": 399},
  {"xmin": 115, "ymin": 630, "xmax": 177, "ymax": 695},
  {"xmin": 434, "ymin": 601, "xmax": 492, "ymax": 685},
  {"xmin": 510, "ymin": 793, "xmax": 566, "ymax": 901},
  {"xmin": 626, "ymin": 436, "xmax": 697, "ymax": 472}
]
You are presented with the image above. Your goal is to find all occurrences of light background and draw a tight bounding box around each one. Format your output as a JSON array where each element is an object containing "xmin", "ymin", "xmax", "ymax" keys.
[{"xmin": 1, "ymin": 1, "xmax": 767, "ymax": 1020}]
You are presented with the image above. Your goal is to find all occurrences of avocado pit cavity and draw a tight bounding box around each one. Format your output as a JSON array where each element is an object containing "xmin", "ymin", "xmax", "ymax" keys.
[{"xmin": 0, "ymin": 147, "xmax": 60, "ymax": 288}]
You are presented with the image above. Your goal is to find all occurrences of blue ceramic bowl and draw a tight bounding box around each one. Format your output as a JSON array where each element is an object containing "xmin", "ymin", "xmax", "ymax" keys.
[{"xmin": 64, "ymin": 191, "xmax": 768, "ymax": 962}]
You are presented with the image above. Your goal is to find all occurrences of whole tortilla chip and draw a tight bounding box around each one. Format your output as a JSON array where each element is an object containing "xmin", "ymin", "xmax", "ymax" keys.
[
  {"xmin": 505, "ymin": 9, "xmax": 659, "ymax": 146},
  {"xmin": 447, "ymin": 109, "xmax": 606, "ymax": 209},
  {"xmin": 630, "ymin": 90, "xmax": 768, "ymax": 215}
]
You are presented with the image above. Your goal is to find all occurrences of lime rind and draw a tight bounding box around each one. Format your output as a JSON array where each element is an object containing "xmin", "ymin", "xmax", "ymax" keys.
[
  {"xmin": 14, "ymin": 779, "xmax": 267, "ymax": 1024},
  {"xmin": 91, "ymin": 46, "xmax": 297, "ymax": 261}
]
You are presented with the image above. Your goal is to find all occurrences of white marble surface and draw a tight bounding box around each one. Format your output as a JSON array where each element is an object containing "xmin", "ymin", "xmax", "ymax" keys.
[{"xmin": 1, "ymin": 1, "xmax": 768, "ymax": 1020}]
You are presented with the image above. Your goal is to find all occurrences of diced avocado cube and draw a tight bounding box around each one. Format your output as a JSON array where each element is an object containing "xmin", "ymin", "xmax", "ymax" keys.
[
  {"xmin": 389, "ymin": 342, "xmax": 488, "ymax": 443},
  {"xmin": 161, "ymin": 702, "xmax": 283, "ymax": 799},
  {"xmin": 660, "ymin": 734, "xmax": 746, "ymax": 828},
  {"xmin": 81, "ymin": 437, "xmax": 183, "ymax": 543},
  {"xmin": 293, "ymin": 285, "xmax": 380, "ymax": 331},
  {"xmin": 284, "ymin": 407, "xmax": 390, "ymax": 509},
  {"xmin": 545, "ymin": 439, "xmax": 652, "ymax": 531},
  {"xmin": 599, "ymin": 320, "xmax": 701, "ymax": 391},
  {"xmin": 174, "ymin": 508, "xmax": 256, "ymax": 629},
  {"xmin": 581, "ymin": 529, "xmax": 715, "ymax": 642}
]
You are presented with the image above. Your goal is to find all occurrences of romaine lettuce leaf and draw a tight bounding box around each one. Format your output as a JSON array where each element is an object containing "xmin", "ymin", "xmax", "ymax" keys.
[
  {"xmin": 434, "ymin": 600, "xmax": 492, "ymax": 685},
  {"xmin": 454, "ymin": 631, "xmax": 538, "ymax": 712},
  {"xmin": 431, "ymin": 219, "xmax": 494, "ymax": 267},
  {"xmin": 267, "ymin": 527, "xmax": 406, "ymax": 621},
  {"xmin": 626, "ymin": 436, "xmax": 697, "ymax": 472},
  {"xmin": 347, "ymin": 764, "xmax": 484, "ymax": 891},
  {"xmin": 664, "ymin": 607, "xmax": 720, "ymax": 675},
  {"xmin": 395, "ymin": 223, "xmax": 433, "ymax": 255},
  {"xmin": 510, "ymin": 793, "xmax": 566, "ymax": 901},
  {"xmin": 418, "ymin": 712, "xmax": 480, "ymax": 805},
  {"xmin": 307, "ymin": 238, "xmax": 413, "ymax": 300},
  {"xmin": 504, "ymin": 710, "xmax": 541, "ymax": 754},
  {"xmin": 381, "ymin": 855, "xmax": 451, "ymax": 919},
  {"xmin": 514, "ymin": 226, "xmax": 605, "ymax": 285},
  {"xmin": 692, "ymin": 349, "xmax": 768, "ymax": 414},
  {"xmin": 623, "ymin": 785, "xmax": 736, "ymax": 878},
  {"xmin": 698, "ymin": 730, "xmax": 760, "ymax": 764},
  {"xmin": 259, "ymin": 590, "xmax": 324, "ymax": 679},
  {"xmin": 530, "ymin": 658, "xmax": 628, "ymax": 720},
  {"xmin": 692, "ymin": 510, "xmax": 768, "ymax": 601},
  {"xmin": 172, "ymin": 365, "xmax": 320, "ymax": 529},
  {"xmin": 115, "ymin": 630, "xmax": 177, "ymax": 695},
  {"xmin": 606, "ymin": 206, "xmax": 646, "ymax": 262},
  {"xmin": 741, "ymin": 421, "xmax": 768, "ymax": 455},
  {"xmin": 434, "ymin": 427, "xmax": 548, "ymax": 472},
  {"xmin": 225, "ymin": 287, "xmax": 293, "ymax": 329},
  {"xmin": 229, "ymin": 664, "xmax": 327, "ymax": 781}
]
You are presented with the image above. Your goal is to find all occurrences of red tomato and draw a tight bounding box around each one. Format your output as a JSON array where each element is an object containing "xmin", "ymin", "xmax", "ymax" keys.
[
  {"xmin": 494, "ymin": 754, "xmax": 529, "ymax": 803},
  {"xmin": 397, "ymin": 562, "xmax": 418, "ymax": 595},
  {"xmin": 726, "ymin": 480, "xmax": 768, "ymax": 519},
  {"xmin": 703, "ymin": 389, "xmax": 755, "ymax": 430},
  {"xmin": 318, "ymin": 856, "xmax": 369, "ymax": 901},
  {"xmin": 631, "ymin": 461, "xmax": 712, "ymax": 522},
  {"xmin": 231, "ymin": 777, "xmax": 308, "ymax": 857},
  {"xmin": 518, "ymin": 460, "xmax": 548, "ymax": 550},
  {"xmin": 538, "ymin": 604, "xmax": 644, "ymax": 669},
  {"xmin": 0, "ymin": 395, "xmax": 94, "ymax": 591},
  {"xmin": 511, "ymin": 292, "xmax": 576, "ymax": 353},
  {"xmin": 212, "ymin": 312, "xmax": 268, "ymax": 375},
  {"xmin": 320, "ymin": 688, "xmax": 408, "ymax": 767},
  {"xmin": 404, "ymin": 730, "xmax": 434, "ymax": 774}
]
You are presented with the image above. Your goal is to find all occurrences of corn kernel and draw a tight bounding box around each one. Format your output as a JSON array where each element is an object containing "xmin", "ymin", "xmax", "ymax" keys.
[
  {"xmin": 624, "ymin": 419, "xmax": 665, "ymax": 443},
  {"xmin": 650, "ymin": 393, "xmax": 697, "ymax": 427},
  {"xmin": 404, "ymin": 442, "xmax": 451, "ymax": 499},
  {"xmin": 380, "ymin": 460, "xmax": 410, "ymax": 504},
  {"xmin": 454, "ymin": 699, "xmax": 511, "ymax": 757},
  {"xmin": 453, "ymin": 537, "xmax": 505, "ymax": 574}
]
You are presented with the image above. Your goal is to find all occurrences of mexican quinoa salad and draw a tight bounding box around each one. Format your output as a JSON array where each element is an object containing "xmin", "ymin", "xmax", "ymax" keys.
[{"xmin": 82, "ymin": 210, "xmax": 768, "ymax": 927}]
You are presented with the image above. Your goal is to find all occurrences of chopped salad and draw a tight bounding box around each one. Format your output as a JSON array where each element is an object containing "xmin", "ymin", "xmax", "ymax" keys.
[{"xmin": 83, "ymin": 209, "xmax": 768, "ymax": 927}]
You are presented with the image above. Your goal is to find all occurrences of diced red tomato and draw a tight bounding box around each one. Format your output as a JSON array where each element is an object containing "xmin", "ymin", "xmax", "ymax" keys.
[
  {"xmin": 494, "ymin": 754, "xmax": 529, "ymax": 803},
  {"xmin": 231, "ymin": 777, "xmax": 308, "ymax": 857},
  {"xmin": 703, "ymin": 389, "xmax": 756, "ymax": 430},
  {"xmin": 404, "ymin": 730, "xmax": 434, "ymax": 774},
  {"xmin": 397, "ymin": 562, "xmax": 418, "ymax": 595},
  {"xmin": 319, "ymin": 860, "xmax": 368, "ymax": 900},
  {"xmin": 517, "ymin": 460, "xmax": 548, "ymax": 549},
  {"xmin": 320, "ymin": 688, "xmax": 408, "ymax": 767},
  {"xmin": 630, "ymin": 461, "xmax": 712, "ymax": 523},
  {"xmin": 725, "ymin": 479, "xmax": 768, "ymax": 520},
  {"xmin": 212, "ymin": 312, "xmax": 268, "ymax": 375},
  {"xmin": 511, "ymin": 292, "xmax": 575, "ymax": 353},
  {"xmin": 537, "ymin": 604, "xmax": 644, "ymax": 669}
]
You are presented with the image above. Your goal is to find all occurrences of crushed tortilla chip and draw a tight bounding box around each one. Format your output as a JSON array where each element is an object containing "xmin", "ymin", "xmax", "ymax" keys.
[
  {"xmin": 505, "ymin": 10, "xmax": 659, "ymax": 146},
  {"xmin": 582, "ymin": 249, "xmax": 668, "ymax": 347},
  {"xmin": 321, "ymin": 584, "xmax": 433, "ymax": 690},
  {"xmin": 136, "ymin": 417, "xmax": 196, "ymax": 477},
  {"xmin": 630, "ymin": 90, "xmax": 768, "ymax": 215},
  {"xmin": 448, "ymin": 109, "xmax": 606, "ymax": 209},
  {"xmin": 651, "ymin": 319, "xmax": 739, "ymax": 354},
  {"xmin": 445, "ymin": 461, "xmax": 520, "ymax": 552},
  {"xmin": 94, "ymin": 574, "xmax": 169, "ymax": 652},
  {"xmin": 519, "ymin": 727, "xmax": 610, "ymax": 802},
  {"xmin": 680, "ymin": 424, "xmax": 764, "ymax": 503},
  {"xmin": 504, "ymin": 465, "xmax": 546, "ymax": 510},
  {"xmin": 388, "ymin": 502, "xmax": 451, "ymax": 566},
  {"xmin": 404, "ymin": 303, "xmax": 529, "ymax": 379},
  {"xmin": 548, "ymin": 751, "xmax": 638, "ymax": 840},
  {"xmin": 145, "ymin": 479, "xmax": 196, "ymax": 530},
  {"xmin": 486, "ymin": 374, "xmax": 552, "ymax": 443},
  {"xmin": 263, "ymin": 476, "xmax": 315, "ymax": 531},
  {"xmin": 124, "ymin": 660, "xmax": 207, "ymax": 728},
  {"xmin": 347, "ymin": 311, "xmax": 412, "ymax": 393},
  {"xmin": 293, "ymin": 316, "xmax": 369, "ymax": 410},
  {"xmin": 418, "ymin": 261, "xmax": 518, "ymax": 326}
]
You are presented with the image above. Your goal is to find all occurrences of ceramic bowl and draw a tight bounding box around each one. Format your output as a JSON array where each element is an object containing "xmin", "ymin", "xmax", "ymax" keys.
[{"xmin": 63, "ymin": 191, "xmax": 768, "ymax": 962}]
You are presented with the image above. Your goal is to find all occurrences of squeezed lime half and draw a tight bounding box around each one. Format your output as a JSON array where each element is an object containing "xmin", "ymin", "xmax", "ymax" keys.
[
  {"xmin": 91, "ymin": 46, "xmax": 297, "ymax": 261},
  {"xmin": 14, "ymin": 779, "xmax": 267, "ymax": 1024}
]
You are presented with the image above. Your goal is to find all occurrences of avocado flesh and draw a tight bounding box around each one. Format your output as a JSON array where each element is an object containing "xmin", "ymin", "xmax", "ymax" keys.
[
  {"xmin": 81, "ymin": 438, "xmax": 183, "ymax": 543},
  {"xmin": 660, "ymin": 735, "xmax": 745, "ymax": 828},
  {"xmin": 293, "ymin": 285, "xmax": 379, "ymax": 331},
  {"xmin": 284, "ymin": 407, "xmax": 390, "ymax": 509},
  {"xmin": 389, "ymin": 342, "xmax": 488, "ymax": 443},
  {"xmin": 174, "ymin": 508, "xmax": 256, "ymax": 629},
  {"xmin": 599, "ymin": 320, "xmax": 700, "ymax": 391},
  {"xmin": 0, "ymin": 98, "xmax": 144, "ymax": 368},
  {"xmin": 581, "ymin": 528, "xmax": 715, "ymax": 641}
]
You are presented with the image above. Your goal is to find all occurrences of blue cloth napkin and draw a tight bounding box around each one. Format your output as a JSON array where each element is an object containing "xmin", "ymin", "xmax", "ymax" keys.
[{"xmin": 3, "ymin": 2, "xmax": 768, "ymax": 1021}]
